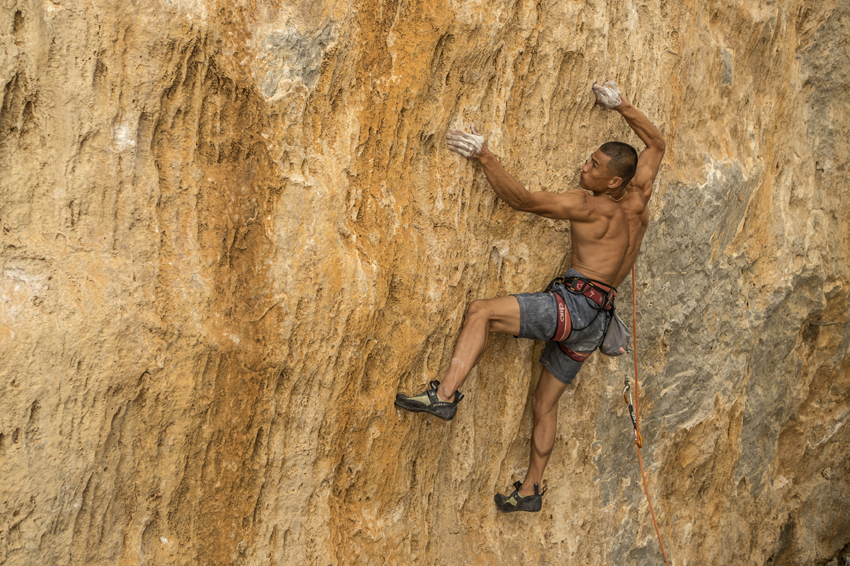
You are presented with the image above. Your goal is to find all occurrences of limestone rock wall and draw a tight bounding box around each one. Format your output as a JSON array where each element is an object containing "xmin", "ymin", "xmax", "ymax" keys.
[{"xmin": 1, "ymin": 0, "xmax": 848, "ymax": 564}]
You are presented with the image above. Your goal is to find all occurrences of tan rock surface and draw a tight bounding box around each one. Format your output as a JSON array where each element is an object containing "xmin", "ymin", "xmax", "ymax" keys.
[{"xmin": 1, "ymin": 0, "xmax": 848, "ymax": 564}]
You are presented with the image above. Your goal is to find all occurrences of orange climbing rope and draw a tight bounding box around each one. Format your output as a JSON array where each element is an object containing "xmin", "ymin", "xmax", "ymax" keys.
[{"xmin": 629, "ymin": 265, "xmax": 671, "ymax": 566}]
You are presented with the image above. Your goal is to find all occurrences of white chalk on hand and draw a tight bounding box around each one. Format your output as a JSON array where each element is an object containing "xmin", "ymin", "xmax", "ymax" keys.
[
  {"xmin": 447, "ymin": 123, "xmax": 485, "ymax": 158},
  {"xmin": 592, "ymin": 81, "xmax": 622, "ymax": 109}
]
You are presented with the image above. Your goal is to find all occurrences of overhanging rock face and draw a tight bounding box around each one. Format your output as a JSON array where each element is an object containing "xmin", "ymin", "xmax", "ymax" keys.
[{"xmin": 1, "ymin": 1, "xmax": 848, "ymax": 564}]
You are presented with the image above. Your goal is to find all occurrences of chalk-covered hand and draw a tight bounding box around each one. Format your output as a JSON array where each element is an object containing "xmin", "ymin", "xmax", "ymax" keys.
[
  {"xmin": 592, "ymin": 80, "xmax": 622, "ymax": 109},
  {"xmin": 446, "ymin": 123, "xmax": 486, "ymax": 159}
]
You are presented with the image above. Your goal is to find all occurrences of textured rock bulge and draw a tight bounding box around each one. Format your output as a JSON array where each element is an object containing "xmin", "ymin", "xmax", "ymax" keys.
[{"xmin": 1, "ymin": 0, "xmax": 848, "ymax": 564}]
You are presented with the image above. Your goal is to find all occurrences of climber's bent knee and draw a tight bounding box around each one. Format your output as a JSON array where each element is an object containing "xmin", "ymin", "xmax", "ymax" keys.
[{"xmin": 463, "ymin": 296, "xmax": 521, "ymax": 335}]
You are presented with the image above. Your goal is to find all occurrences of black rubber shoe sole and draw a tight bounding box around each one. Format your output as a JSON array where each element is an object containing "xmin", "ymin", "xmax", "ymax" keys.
[
  {"xmin": 394, "ymin": 393, "xmax": 458, "ymax": 421},
  {"xmin": 494, "ymin": 493, "xmax": 542, "ymax": 512},
  {"xmin": 394, "ymin": 380, "xmax": 463, "ymax": 421},
  {"xmin": 494, "ymin": 482, "xmax": 544, "ymax": 512}
]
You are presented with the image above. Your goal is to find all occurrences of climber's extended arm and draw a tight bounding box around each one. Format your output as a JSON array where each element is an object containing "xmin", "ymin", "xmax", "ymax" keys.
[{"xmin": 446, "ymin": 125, "xmax": 594, "ymax": 222}]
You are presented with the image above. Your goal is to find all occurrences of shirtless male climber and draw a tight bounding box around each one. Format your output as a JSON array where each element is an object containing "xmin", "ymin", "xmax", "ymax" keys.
[{"xmin": 395, "ymin": 81, "xmax": 665, "ymax": 512}]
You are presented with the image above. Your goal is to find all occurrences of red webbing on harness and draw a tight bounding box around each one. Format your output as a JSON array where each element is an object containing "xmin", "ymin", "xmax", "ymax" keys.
[
  {"xmin": 552, "ymin": 293, "xmax": 571, "ymax": 342},
  {"xmin": 553, "ymin": 294, "xmax": 588, "ymax": 361},
  {"xmin": 568, "ymin": 278, "xmax": 616, "ymax": 310},
  {"xmin": 631, "ymin": 265, "xmax": 671, "ymax": 566},
  {"xmin": 559, "ymin": 344, "xmax": 591, "ymax": 362}
]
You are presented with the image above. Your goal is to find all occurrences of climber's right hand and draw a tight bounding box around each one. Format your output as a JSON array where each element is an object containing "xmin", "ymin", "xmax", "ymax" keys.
[{"xmin": 446, "ymin": 122, "xmax": 486, "ymax": 160}]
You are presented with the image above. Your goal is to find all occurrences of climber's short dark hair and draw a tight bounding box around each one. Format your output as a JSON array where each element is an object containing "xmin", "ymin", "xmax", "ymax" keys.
[{"xmin": 600, "ymin": 141, "xmax": 638, "ymax": 188}]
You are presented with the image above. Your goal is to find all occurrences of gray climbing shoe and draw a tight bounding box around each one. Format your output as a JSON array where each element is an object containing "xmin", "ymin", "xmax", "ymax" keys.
[
  {"xmin": 395, "ymin": 380, "xmax": 464, "ymax": 421},
  {"xmin": 494, "ymin": 481, "xmax": 546, "ymax": 513}
]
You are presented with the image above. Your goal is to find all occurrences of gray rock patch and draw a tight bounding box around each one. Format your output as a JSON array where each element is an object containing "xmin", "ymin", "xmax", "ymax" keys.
[{"xmin": 255, "ymin": 21, "xmax": 336, "ymax": 100}]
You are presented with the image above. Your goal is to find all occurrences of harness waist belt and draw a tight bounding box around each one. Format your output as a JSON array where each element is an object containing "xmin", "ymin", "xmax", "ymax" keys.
[{"xmin": 564, "ymin": 277, "xmax": 616, "ymax": 310}]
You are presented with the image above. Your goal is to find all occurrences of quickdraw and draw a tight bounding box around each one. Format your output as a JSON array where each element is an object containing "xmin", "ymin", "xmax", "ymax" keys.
[{"xmin": 622, "ymin": 379, "xmax": 643, "ymax": 448}]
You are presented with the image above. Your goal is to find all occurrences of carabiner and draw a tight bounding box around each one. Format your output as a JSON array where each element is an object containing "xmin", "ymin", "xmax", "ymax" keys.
[{"xmin": 623, "ymin": 379, "xmax": 643, "ymax": 448}]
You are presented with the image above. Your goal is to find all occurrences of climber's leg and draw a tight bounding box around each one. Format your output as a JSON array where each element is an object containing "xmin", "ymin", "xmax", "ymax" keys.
[
  {"xmin": 436, "ymin": 296, "xmax": 521, "ymax": 402},
  {"xmin": 519, "ymin": 367, "xmax": 568, "ymax": 496}
]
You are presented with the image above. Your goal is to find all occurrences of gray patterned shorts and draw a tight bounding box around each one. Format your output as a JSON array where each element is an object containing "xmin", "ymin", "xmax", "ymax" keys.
[{"xmin": 513, "ymin": 268, "xmax": 612, "ymax": 384}]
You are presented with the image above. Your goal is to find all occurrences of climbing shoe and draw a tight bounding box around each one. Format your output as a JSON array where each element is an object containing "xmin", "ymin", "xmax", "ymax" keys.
[
  {"xmin": 394, "ymin": 380, "xmax": 464, "ymax": 421},
  {"xmin": 494, "ymin": 481, "xmax": 546, "ymax": 513}
]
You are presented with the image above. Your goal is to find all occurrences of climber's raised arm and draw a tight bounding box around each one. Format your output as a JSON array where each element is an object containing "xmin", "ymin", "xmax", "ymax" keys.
[{"xmin": 593, "ymin": 81, "xmax": 666, "ymax": 199}]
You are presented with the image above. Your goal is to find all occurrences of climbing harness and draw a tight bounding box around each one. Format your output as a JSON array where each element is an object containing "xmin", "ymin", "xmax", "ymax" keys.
[
  {"xmin": 627, "ymin": 265, "xmax": 671, "ymax": 566},
  {"xmin": 545, "ymin": 275, "xmax": 617, "ymax": 362}
]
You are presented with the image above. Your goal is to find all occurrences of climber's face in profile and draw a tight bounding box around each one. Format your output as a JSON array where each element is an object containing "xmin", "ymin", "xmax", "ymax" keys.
[{"xmin": 579, "ymin": 148, "xmax": 622, "ymax": 193}]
